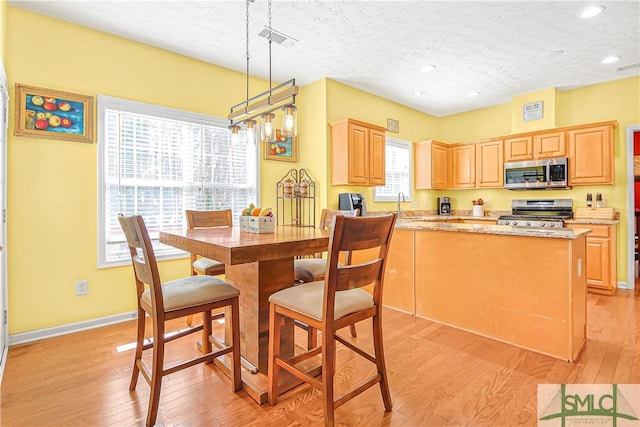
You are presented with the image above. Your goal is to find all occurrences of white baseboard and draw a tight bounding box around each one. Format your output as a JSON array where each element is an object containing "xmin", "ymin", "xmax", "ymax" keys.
[
  {"xmin": 618, "ymin": 281, "xmax": 633, "ymax": 290},
  {"xmin": 8, "ymin": 311, "xmax": 138, "ymax": 346}
]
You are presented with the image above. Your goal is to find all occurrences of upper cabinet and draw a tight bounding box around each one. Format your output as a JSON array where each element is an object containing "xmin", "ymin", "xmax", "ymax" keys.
[
  {"xmin": 331, "ymin": 118, "xmax": 386, "ymax": 186},
  {"xmin": 415, "ymin": 140, "xmax": 448, "ymax": 189},
  {"xmin": 450, "ymin": 143, "xmax": 476, "ymax": 188},
  {"xmin": 568, "ymin": 123, "xmax": 616, "ymax": 186},
  {"xmin": 476, "ymin": 139, "xmax": 504, "ymax": 188},
  {"xmin": 504, "ymin": 131, "xmax": 566, "ymax": 162}
]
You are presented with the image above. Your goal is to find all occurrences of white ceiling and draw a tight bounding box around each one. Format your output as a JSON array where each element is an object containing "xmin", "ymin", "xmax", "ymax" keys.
[{"xmin": 9, "ymin": 0, "xmax": 640, "ymax": 117}]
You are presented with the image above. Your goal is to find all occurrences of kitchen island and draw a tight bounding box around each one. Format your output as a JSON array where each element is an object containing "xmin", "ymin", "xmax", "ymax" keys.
[{"xmin": 378, "ymin": 220, "xmax": 591, "ymax": 362}]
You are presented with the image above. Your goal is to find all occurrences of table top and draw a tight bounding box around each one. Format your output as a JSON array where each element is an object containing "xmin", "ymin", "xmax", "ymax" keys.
[{"xmin": 159, "ymin": 225, "xmax": 330, "ymax": 265}]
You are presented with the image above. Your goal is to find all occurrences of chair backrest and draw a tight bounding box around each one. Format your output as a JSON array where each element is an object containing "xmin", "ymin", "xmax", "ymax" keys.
[
  {"xmin": 185, "ymin": 209, "xmax": 233, "ymax": 267},
  {"xmin": 118, "ymin": 214, "xmax": 165, "ymax": 314},
  {"xmin": 318, "ymin": 208, "xmax": 359, "ymax": 230},
  {"xmin": 186, "ymin": 209, "xmax": 233, "ymax": 229},
  {"xmin": 323, "ymin": 213, "xmax": 397, "ymax": 321}
]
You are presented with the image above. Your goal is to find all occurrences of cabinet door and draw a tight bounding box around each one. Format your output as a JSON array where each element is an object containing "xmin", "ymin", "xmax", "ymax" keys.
[
  {"xmin": 347, "ymin": 123, "xmax": 370, "ymax": 185},
  {"xmin": 568, "ymin": 125, "xmax": 614, "ymax": 185},
  {"xmin": 415, "ymin": 140, "xmax": 448, "ymax": 189},
  {"xmin": 432, "ymin": 143, "xmax": 448, "ymax": 189},
  {"xmin": 368, "ymin": 128, "xmax": 386, "ymax": 186},
  {"xmin": 534, "ymin": 131, "xmax": 566, "ymax": 158},
  {"xmin": 476, "ymin": 140, "xmax": 504, "ymax": 187},
  {"xmin": 504, "ymin": 136, "xmax": 533, "ymax": 162},
  {"xmin": 585, "ymin": 237, "xmax": 610, "ymax": 290},
  {"xmin": 451, "ymin": 144, "xmax": 475, "ymax": 188}
]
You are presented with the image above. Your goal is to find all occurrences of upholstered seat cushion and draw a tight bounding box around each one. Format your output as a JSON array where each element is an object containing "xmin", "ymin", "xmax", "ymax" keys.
[
  {"xmin": 142, "ymin": 275, "xmax": 239, "ymax": 312},
  {"xmin": 293, "ymin": 258, "xmax": 327, "ymax": 280},
  {"xmin": 269, "ymin": 281, "xmax": 373, "ymax": 321},
  {"xmin": 193, "ymin": 257, "xmax": 224, "ymax": 272}
]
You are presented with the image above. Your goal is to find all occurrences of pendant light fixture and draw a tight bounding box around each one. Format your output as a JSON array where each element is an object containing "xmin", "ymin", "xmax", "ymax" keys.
[{"xmin": 228, "ymin": 0, "xmax": 298, "ymax": 144}]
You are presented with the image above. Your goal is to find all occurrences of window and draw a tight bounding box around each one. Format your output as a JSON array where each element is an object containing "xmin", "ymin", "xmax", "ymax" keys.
[
  {"xmin": 98, "ymin": 96, "xmax": 258, "ymax": 267},
  {"xmin": 374, "ymin": 138, "xmax": 412, "ymax": 202}
]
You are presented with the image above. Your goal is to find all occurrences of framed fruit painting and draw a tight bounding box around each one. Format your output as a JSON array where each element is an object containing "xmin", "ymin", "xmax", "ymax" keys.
[
  {"xmin": 264, "ymin": 130, "xmax": 297, "ymax": 162},
  {"xmin": 14, "ymin": 84, "xmax": 94, "ymax": 143}
]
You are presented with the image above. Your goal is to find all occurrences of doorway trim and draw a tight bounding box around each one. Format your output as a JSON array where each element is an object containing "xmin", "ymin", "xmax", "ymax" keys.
[{"xmin": 625, "ymin": 124, "xmax": 640, "ymax": 290}]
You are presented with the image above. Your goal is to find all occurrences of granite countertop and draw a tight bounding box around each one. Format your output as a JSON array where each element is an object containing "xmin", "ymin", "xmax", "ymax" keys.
[
  {"xmin": 565, "ymin": 218, "xmax": 620, "ymax": 225},
  {"xmin": 395, "ymin": 219, "xmax": 592, "ymax": 239}
]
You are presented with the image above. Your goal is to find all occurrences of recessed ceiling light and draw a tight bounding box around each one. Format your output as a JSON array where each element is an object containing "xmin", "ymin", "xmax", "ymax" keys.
[
  {"xmin": 468, "ymin": 91, "xmax": 480, "ymax": 97},
  {"xmin": 420, "ymin": 65, "xmax": 437, "ymax": 73},
  {"xmin": 580, "ymin": 5, "xmax": 605, "ymax": 19},
  {"xmin": 548, "ymin": 50, "xmax": 564, "ymax": 56},
  {"xmin": 602, "ymin": 56, "xmax": 621, "ymax": 64},
  {"xmin": 413, "ymin": 90, "xmax": 426, "ymax": 96}
]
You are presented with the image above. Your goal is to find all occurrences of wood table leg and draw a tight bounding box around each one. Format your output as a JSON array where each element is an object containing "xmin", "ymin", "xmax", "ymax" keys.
[{"xmin": 217, "ymin": 257, "xmax": 319, "ymax": 404}]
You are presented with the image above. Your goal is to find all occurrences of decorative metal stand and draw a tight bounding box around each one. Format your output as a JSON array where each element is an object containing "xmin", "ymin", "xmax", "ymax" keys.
[{"xmin": 276, "ymin": 169, "xmax": 315, "ymax": 227}]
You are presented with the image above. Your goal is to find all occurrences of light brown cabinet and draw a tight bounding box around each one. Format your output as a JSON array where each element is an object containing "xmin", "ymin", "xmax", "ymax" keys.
[
  {"xmin": 567, "ymin": 223, "xmax": 617, "ymax": 295},
  {"xmin": 475, "ymin": 139, "xmax": 504, "ymax": 188},
  {"xmin": 450, "ymin": 143, "xmax": 476, "ymax": 188},
  {"xmin": 504, "ymin": 131, "xmax": 566, "ymax": 162},
  {"xmin": 414, "ymin": 139, "xmax": 448, "ymax": 189},
  {"xmin": 568, "ymin": 124, "xmax": 614, "ymax": 185},
  {"xmin": 330, "ymin": 118, "xmax": 386, "ymax": 186},
  {"xmin": 380, "ymin": 229, "xmax": 414, "ymax": 313}
]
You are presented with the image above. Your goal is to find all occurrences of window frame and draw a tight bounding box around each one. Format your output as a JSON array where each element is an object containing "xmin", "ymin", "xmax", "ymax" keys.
[
  {"xmin": 97, "ymin": 95, "xmax": 259, "ymax": 268},
  {"xmin": 374, "ymin": 137, "xmax": 413, "ymax": 202}
]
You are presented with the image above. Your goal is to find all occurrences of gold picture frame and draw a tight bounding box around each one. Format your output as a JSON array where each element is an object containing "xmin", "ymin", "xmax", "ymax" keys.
[
  {"xmin": 264, "ymin": 130, "xmax": 298, "ymax": 162},
  {"xmin": 14, "ymin": 83, "xmax": 94, "ymax": 143}
]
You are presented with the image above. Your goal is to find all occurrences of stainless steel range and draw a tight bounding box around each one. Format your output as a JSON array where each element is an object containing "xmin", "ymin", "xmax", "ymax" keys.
[{"xmin": 498, "ymin": 199, "xmax": 573, "ymax": 228}]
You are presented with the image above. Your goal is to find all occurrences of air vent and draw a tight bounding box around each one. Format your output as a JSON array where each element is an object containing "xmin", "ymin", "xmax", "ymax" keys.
[
  {"xmin": 617, "ymin": 63, "xmax": 640, "ymax": 72},
  {"xmin": 258, "ymin": 27, "xmax": 298, "ymax": 47}
]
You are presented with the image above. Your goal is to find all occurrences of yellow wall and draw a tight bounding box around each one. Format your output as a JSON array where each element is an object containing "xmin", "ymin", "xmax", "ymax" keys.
[
  {"xmin": 325, "ymin": 79, "xmax": 439, "ymax": 211},
  {"xmin": 4, "ymin": 7, "xmax": 640, "ymax": 335},
  {"xmin": 4, "ymin": 8, "xmax": 271, "ymax": 334},
  {"xmin": 0, "ymin": 0, "xmax": 6, "ymax": 60}
]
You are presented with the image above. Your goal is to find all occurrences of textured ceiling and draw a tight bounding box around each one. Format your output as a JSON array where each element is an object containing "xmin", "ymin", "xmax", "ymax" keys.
[{"xmin": 9, "ymin": 0, "xmax": 640, "ymax": 117}]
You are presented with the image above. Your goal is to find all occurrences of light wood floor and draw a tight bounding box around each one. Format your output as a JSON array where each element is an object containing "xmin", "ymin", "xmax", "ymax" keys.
[{"xmin": 1, "ymin": 291, "xmax": 639, "ymax": 426}]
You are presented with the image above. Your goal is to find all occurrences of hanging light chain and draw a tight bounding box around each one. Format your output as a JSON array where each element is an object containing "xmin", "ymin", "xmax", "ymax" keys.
[
  {"xmin": 245, "ymin": 0, "xmax": 251, "ymax": 105},
  {"xmin": 268, "ymin": 0, "xmax": 272, "ymax": 91}
]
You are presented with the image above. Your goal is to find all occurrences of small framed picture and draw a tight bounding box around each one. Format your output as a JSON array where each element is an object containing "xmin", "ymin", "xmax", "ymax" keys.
[
  {"xmin": 264, "ymin": 130, "xmax": 298, "ymax": 162},
  {"xmin": 14, "ymin": 83, "xmax": 94, "ymax": 143},
  {"xmin": 387, "ymin": 118, "xmax": 399, "ymax": 133},
  {"xmin": 523, "ymin": 101, "xmax": 543, "ymax": 122}
]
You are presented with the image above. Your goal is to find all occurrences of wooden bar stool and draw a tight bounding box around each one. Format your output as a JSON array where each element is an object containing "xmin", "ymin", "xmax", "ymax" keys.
[
  {"xmin": 268, "ymin": 213, "xmax": 397, "ymax": 426},
  {"xmin": 118, "ymin": 214, "xmax": 242, "ymax": 426}
]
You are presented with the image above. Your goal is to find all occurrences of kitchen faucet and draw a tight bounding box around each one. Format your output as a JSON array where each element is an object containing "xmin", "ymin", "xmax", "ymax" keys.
[{"xmin": 397, "ymin": 191, "xmax": 406, "ymax": 217}]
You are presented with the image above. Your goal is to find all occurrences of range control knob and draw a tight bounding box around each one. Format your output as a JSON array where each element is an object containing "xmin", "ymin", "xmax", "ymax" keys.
[
  {"xmin": 540, "ymin": 223, "xmax": 546, "ymax": 227},
  {"xmin": 526, "ymin": 221, "xmax": 531, "ymax": 226}
]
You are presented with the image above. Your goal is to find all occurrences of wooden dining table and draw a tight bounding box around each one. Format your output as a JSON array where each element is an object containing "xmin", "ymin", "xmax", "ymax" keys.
[{"xmin": 159, "ymin": 224, "xmax": 330, "ymax": 403}]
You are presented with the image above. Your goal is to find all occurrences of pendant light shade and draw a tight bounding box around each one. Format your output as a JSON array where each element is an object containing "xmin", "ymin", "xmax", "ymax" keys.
[
  {"xmin": 260, "ymin": 112, "xmax": 277, "ymax": 143},
  {"xmin": 229, "ymin": 124, "xmax": 241, "ymax": 144},
  {"xmin": 281, "ymin": 104, "xmax": 297, "ymax": 137},
  {"xmin": 243, "ymin": 119, "xmax": 259, "ymax": 145}
]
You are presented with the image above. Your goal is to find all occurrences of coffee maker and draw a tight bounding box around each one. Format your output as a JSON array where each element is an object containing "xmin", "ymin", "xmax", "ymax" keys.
[
  {"xmin": 338, "ymin": 193, "xmax": 367, "ymax": 216},
  {"xmin": 437, "ymin": 197, "xmax": 451, "ymax": 215}
]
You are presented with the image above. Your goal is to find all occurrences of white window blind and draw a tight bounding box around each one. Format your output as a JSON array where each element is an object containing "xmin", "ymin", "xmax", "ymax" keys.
[
  {"xmin": 98, "ymin": 95, "xmax": 258, "ymax": 267},
  {"xmin": 374, "ymin": 138, "xmax": 412, "ymax": 202}
]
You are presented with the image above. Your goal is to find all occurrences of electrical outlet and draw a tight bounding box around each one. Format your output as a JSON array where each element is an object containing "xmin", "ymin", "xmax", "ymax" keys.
[{"xmin": 75, "ymin": 280, "xmax": 88, "ymax": 296}]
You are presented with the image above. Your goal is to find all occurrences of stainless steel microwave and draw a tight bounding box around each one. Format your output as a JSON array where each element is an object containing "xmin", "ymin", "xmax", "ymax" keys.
[{"xmin": 504, "ymin": 158, "xmax": 568, "ymax": 190}]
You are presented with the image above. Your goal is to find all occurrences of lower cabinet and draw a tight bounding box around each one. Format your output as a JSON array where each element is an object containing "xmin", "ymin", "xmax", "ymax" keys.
[
  {"xmin": 353, "ymin": 229, "xmax": 415, "ymax": 313},
  {"xmin": 567, "ymin": 223, "xmax": 617, "ymax": 295}
]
